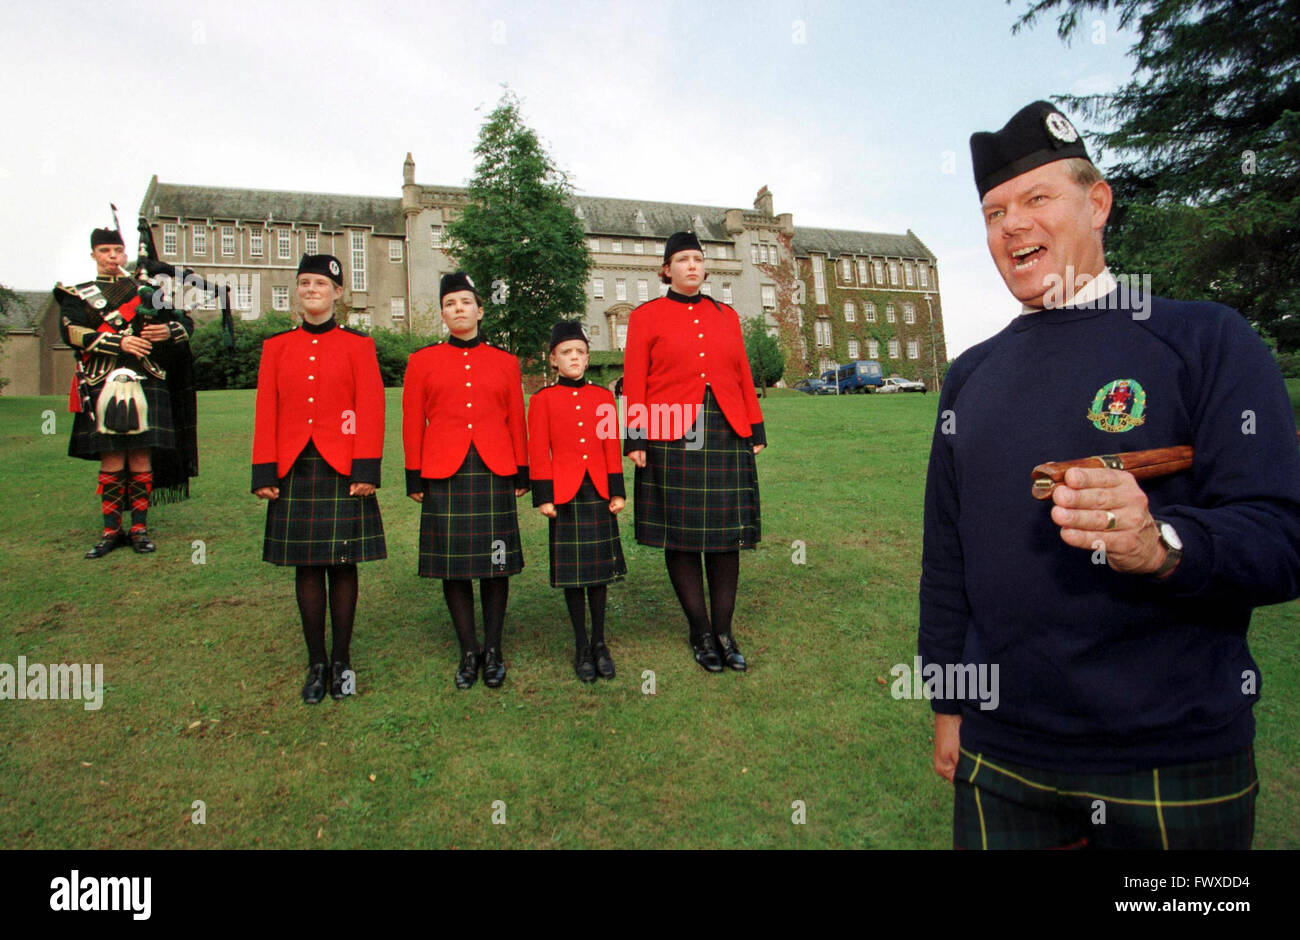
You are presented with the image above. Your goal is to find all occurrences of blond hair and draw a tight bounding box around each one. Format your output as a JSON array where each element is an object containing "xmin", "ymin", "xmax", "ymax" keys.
[{"xmin": 1064, "ymin": 157, "xmax": 1104, "ymax": 190}]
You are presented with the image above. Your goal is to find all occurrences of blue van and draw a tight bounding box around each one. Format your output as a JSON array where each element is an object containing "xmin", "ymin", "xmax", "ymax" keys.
[{"xmin": 826, "ymin": 360, "xmax": 884, "ymax": 394}]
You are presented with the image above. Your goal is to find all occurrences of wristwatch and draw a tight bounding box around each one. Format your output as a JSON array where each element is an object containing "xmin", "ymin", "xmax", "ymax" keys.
[{"xmin": 1152, "ymin": 519, "xmax": 1183, "ymax": 578}]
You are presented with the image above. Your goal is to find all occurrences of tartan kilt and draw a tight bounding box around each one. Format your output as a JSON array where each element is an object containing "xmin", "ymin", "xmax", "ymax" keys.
[
  {"xmin": 633, "ymin": 388, "xmax": 761, "ymax": 552},
  {"xmin": 418, "ymin": 445, "xmax": 524, "ymax": 579},
  {"xmin": 68, "ymin": 374, "xmax": 175, "ymax": 459},
  {"xmin": 952, "ymin": 746, "xmax": 1258, "ymax": 850},
  {"xmin": 263, "ymin": 442, "xmax": 387, "ymax": 567},
  {"xmin": 549, "ymin": 476, "xmax": 627, "ymax": 588}
]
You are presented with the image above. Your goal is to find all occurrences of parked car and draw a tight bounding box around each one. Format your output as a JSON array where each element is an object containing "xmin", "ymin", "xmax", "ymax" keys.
[
  {"xmin": 878, "ymin": 376, "xmax": 928, "ymax": 394},
  {"xmin": 792, "ymin": 378, "xmax": 828, "ymax": 395}
]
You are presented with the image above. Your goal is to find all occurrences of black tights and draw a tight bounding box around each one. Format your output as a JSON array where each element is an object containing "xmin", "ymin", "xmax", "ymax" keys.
[
  {"xmin": 664, "ymin": 549, "xmax": 739, "ymax": 638},
  {"xmin": 563, "ymin": 585, "xmax": 608, "ymax": 648},
  {"xmin": 295, "ymin": 565, "xmax": 358, "ymax": 666},
  {"xmin": 443, "ymin": 577, "xmax": 509, "ymax": 653}
]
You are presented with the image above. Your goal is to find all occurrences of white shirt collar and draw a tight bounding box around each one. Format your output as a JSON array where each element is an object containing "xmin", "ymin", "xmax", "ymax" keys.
[{"xmin": 1020, "ymin": 267, "xmax": 1117, "ymax": 315}]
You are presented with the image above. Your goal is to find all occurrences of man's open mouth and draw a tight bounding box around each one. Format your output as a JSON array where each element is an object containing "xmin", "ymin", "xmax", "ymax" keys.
[{"xmin": 1012, "ymin": 245, "xmax": 1046, "ymax": 270}]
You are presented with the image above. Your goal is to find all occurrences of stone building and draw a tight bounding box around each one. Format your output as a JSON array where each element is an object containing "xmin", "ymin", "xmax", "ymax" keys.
[{"xmin": 0, "ymin": 156, "xmax": 945, "ymax": 394}]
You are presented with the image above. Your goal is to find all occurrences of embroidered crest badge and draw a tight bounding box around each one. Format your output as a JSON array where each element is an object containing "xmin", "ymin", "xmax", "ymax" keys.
[
  {"xmin": 328, "ymin": 259, "xmax": 341, "ymax": 277},
  {"xmin": 1087, "ymin": 378, "xmax": 1146, "ymax": 432},
  {"xmin": 1045, "ymin": 111, "xmax": 1080, "ymax": 143}
]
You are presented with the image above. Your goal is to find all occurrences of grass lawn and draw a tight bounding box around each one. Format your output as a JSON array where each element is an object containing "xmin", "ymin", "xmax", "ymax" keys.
[{"xmin": 1, "ymin": 387, "xmax": 1297, "ymax": 849}]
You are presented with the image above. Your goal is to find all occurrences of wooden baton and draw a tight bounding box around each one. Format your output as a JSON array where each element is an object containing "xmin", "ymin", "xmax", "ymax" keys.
[{"xmin": 1031, "ymin": 431, "xmax": 1300, "ymax": 499}]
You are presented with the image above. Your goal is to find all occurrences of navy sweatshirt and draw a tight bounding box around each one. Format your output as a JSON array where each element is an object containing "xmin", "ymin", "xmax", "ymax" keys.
[{"xmin": 919, "ymin": 293, "xmax": 1300, "ymax": 772}]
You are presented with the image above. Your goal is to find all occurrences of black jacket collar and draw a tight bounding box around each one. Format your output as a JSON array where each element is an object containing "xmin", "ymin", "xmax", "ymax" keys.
[
  {"xmin": 301, "ymin": 316, "xmax": 337, "ymax": 334},
  {"xmin": 449, "ymin": 333, "xmax": 482, "ymax": 348},
  {"xmin": 666, "ymin": 289, "xmax": 703, "ymax": 304},
  {"xmin": 557, "ymin": 374, "xmax": 586, "ymax": 388}
]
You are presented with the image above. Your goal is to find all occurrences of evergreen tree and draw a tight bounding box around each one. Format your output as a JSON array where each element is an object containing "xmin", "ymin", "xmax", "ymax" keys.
[
  {"xmin": 743, "ymin": 315, "xmax": 785, "ymax": 396},
  {"xmin": 1014, "ymin": 0, "xmax": 1300, "ymax": 334},
  {"xmin": 444, "ymin": 91, "xmax": 591, "ymax": 363}
]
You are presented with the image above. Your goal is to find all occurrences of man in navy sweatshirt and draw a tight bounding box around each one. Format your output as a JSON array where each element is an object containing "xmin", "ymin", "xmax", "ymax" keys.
[{"xmin": 919, "ymin": 100, "xmax": 1300, "ymax": 849}]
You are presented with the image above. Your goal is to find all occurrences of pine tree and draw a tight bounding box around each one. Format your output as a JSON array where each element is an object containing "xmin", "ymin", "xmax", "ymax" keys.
[
  {"xmin": 443, "ymin": 91, "xmax": 591, "ymax": 363},
  {"xmin": 1014, "ymin": 0, "xmax": 1300, "ymax": 334}
]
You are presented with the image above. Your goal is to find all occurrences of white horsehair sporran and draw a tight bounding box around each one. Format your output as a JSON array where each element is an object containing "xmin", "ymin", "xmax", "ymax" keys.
[{"xmin": 96, "ymin": 367, "xmax": 150, "ymax": 434}]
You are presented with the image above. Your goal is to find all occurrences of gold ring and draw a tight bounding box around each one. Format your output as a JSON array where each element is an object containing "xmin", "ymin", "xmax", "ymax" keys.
[{"xmin": 1105, "ymin": 511, "xmax": 1117, "ymax": 530}]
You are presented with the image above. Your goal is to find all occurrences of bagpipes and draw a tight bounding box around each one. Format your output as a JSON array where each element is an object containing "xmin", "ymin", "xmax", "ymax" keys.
[{"xmin": 1031, "ymin": 432, "xmax": 1300, "ymax": 498}]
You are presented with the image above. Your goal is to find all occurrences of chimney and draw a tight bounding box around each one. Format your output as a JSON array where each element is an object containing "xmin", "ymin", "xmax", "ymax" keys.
[
  {"xmin": 754, "ymin": 185, "xmax": 773, "ymax": 216},
  {"xmin": 403, "ymin": 152, "xmax": 415, "ymax": 186}
]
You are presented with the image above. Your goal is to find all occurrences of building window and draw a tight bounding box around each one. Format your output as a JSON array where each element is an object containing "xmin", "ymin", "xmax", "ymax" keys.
[
  {"xmin": 271, "ymin": 286, "xmax": 289, "ymax": 311},
  {"xmin": 812, "ymin": 255, "xmax": 826, "ymax": 304},
  {"xmin": 611, "ymin": 240, "xmax": 622, "ymax": 253},
  {"xmin": 864, "ymin": 302, "xmax": 877, "ymax": 322},
  {"xmin": 908, "ymin": 340, "xmax": 920, "ymax": 359},
  {"xmin": 888, "ymin": 338, "xmax": 900, "ymax": 358},
  {"xmin": 634, "ymin": 240, "xmax": 645, "ymax": 254},
  {"xmin": 796, "ymin": 307, "xmax": 804, "ymax": 328},
  {"xmin": 192, "ymin": 227, "xmax": 207, "ymax": 254},
  {"xmin": 431, "ymin": 226, "xmax": 443, "ymax": 249},
  {"xmin": 588, "ymin": 237, "xmax": 600, "ymax": 251},
  {"xmin": 250, "ymin": 228, "xmax": 263, "ymax": 257},
  {"xmin": 761, "ymin": 285, "xmax": 776, "ymax": 309},
  {"xmin": 751, "ymin": 243, "xmax": 759, "ymax": 264},
  {"xmin": 389, "ymin": 240, "xmax": 403, "ymax": 262},
  {"xmin": 889, "ymin": 261, "xmax": 900, "ymax": 285},
  {"xmin": 841, "ymin": 257, "xmax": 851, "ymax": 282},
  {"xmin": 815, "ymin": 319, "xmax": 832, "ymax": 347},
  {"xmin": 857, "ymin": 258, "xmax": 868, "ymax": 283},
  {"xmin": 163, "ymin": 223, "xmax": 177, "ymax": 255},
  {"xmin": 844, "ymin": 301, "xmax": 856, "ymax": 322},
  {"xmin": 221, "ymin": 225, "xmax": 235, "ymax": 256},
  {"xmin": 659, "ymin": 282, "xmax": 669, "ymax": 297},
  {"xmin": 919, "ymin": 264, "xmax": 930, "ymax": 288},
  {"xmin": 654, "ymin": 242, "xmax": 664, "ymax": 256},
  {"xmin": 886, "ymin": 303, "xmax": 896, "ymax": 323},
  {"xmin": 637, "ymin": 279, "xmax": 649, "ymax": 303},
  {"xmin": 873, "ymin": 259, "xmax": 884, "ymax": 284},
  {"xmin": 235, "ymin": 284, "xmax": 253, "ymax": 312},
  {"xmin": 635, "ymin": 209, "xmax": 647, "ymax": 232},
  {"xmin": 616, "ymin": 323, "xmax": 628, "ymax": 349},
  {"xmin": 848, "ymin": 339, "xmax": 859, "ymax": 359},
  {"xmin": 391, "ymin": 297, "xmax": 406, "ymax": 321},
  {"xmin": 615, "ymin": 278, "xmax": 626, "ymax": 302},
  {"xmin": 722, "ymin": 283, "xmax": 733, "ymax": 304},
  {"xmin": 715, "ymin": 245, "xmax": 728, "ymax": 260},
  {"xmin": 904, "ymin": 303, "xmax": 916, "ymax": 324},
  {"xmin": 868, "ymin": 339, "xmax": 879, "ymax": 358},
  {"xmin": 592, "ymin": 278, "xmax": 604, "ymax": 299},
  {"xmin": 701, "ymin": 282, "xmax": 712, "ymax": 296},
  {"xmin": 305, "ymin": 230, "xmax": 318, "ymax": 254},
  {"xmin": 348, "ymin": 312, "xmax": 372, "ymax": 329},
  {"xmin": 905, "ymin": 263, "xmax": 915, "ymax": 287},
  {"xmin": 350, "ymin": 232, "xmax": 366, "ymax": 292},
  {"xmin": 279, "ymin": 229, "xmax": 292, "ymax": 259}
]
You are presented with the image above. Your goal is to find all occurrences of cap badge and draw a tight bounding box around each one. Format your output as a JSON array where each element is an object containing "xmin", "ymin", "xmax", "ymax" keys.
[
  {"xmin": 328, "ymin": 260, "xmax": 341, "ymax": 277},
  {"xmin": 1045, "ymin": 111, "xmax": 1080, "ymax": 143}
]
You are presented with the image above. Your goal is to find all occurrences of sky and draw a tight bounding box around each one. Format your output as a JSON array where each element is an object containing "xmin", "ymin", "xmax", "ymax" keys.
[{"xmin": 0, "ymin": 0, "xmax": 1138, "ymax": 357}]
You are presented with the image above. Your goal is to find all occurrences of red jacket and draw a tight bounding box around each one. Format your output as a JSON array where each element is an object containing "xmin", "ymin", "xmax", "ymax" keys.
[
  {"xmin": 402, "ymin": 335, "xmax": 528, "ymax": 492},
  {"xmin": 527, "ymin": 377, "xmax": 625, "ymax": 506},
  {"xmin": 251, "ymin": 318, "xmax": 385, "ymax": 490},
  {"xmin": 622, "ymin": 290, "xmax": 766, "ymax": 454}
]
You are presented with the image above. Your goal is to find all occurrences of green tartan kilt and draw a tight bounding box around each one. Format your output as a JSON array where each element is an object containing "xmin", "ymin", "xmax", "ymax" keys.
[
  {"xmin": 549, "ymin": 477, "xmax": 627, "ymax": 588},
  {"xmin": 418, "ymin": 445, "xmax": 524, "ymax": 580},
  {"xmin": 69, "ymin": 375, "xmax": 175, "ymax": 459},
  {"xmin": 633, "ymin": 388, "xmax": 760, "ymax": 552},
  {"xmin": 263, "ymin": 442, "xmax": 387, "ymax": 567},
  {"xmin": 952, "ymin": 746, "xmax": 1258, "ymax": 850}
]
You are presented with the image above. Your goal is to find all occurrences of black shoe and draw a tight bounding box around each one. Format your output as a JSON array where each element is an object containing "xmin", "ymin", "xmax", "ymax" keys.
[
  {"xmin": 85, "ymin": 530, "xmax": 128, "ymax": 559},
  {"xmin": 330, "ymin": 661, "xmax": 354, "ymax": 700},
  {"xmin": 690, "ymin": 632, "xmax": 724, "ymax": 673},
  {"xmin": 455, "ymin": 650, "xmax": 481, "ymax": 690},
  {"xmin": 574, "ymin": 644, "xmax": 597, "ymax": 683},
  {"xmin": 592, "ymin": 641, "xmax": 616, "ymax": 680},
  {"xmin": 301, "ymin": 662, "xmax": 328, "ymax": 704},
  {"xmin": 129, "ymin": 529, "xmax": 156, "ymax": 554},
  {"xmin": 716, "ymin": 633, "xmax": 747, "ymax": 671},
  {"xmin": 482, "ymin": 647, "xmax": 506, "ymax": 688}
]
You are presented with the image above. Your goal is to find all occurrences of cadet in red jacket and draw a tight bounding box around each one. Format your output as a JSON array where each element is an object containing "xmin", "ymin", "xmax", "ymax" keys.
[
  {"xmin": 402, "ymin": 272, "xmax": 529, "ymax": 690},
  {"xmin": 252, "ymin": 254, "xmax": 387, "ymax": 705},
  {"xmin": 623, "ymin": 231, "xmax": 766, "ymax": 673},
  {"xmin": 529, "ymin": 320, "xmax": 627, "ymax": 682}
]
